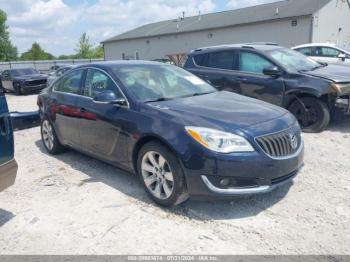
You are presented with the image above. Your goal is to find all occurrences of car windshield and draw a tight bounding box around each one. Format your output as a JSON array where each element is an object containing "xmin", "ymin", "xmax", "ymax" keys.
[
  {"xmin": 268, "ymin": 48, "xmax": 321, "ymax": 72},
  {"xmin": 112, "ymin": 64, "xmax": 217, "ymax": 102},
  {"xmin": 11, "ymin": 68, "xmax": 38, "ymax": 76},
  {"xmin": 336, "ymin": 46, "xmax": 350, "ymax": 55}
]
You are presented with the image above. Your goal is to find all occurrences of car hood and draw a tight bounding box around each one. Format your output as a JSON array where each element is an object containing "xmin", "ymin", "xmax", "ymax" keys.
[
  {"xmin": 147, "ymin": 91, "xmax": 292, "ymax": 135},
  {"xmin": 302, "ymin": 64, "xmax": 350, "ymax": 83},
  {"xmin": 13, "ymin": 74, "xmax": 47, "ymax": 81}
]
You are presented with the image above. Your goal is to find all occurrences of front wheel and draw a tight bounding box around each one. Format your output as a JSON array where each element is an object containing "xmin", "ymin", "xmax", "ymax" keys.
[
  {"xmin": 289, "ymin": 97, "xmax": 330, "ymax": 133},
  {"xmin": 41, "ymin": 118, "xmax": 66, "ymax": 154},
  {"xmin": 137, "ymin": 142, "xmax": 189, "ymax": 207}
]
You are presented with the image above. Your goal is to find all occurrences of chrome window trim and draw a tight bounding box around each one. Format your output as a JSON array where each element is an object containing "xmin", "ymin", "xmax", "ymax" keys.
[{"xmin": 52, "ymin": 66, "xmax": 130, "ymax": 109}]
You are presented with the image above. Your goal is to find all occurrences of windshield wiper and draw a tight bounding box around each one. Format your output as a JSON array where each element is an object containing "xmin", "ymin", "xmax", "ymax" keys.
[
  {"xmin": 299, "ymin": 63, "xmax": 327, "ymax": 73},
  {"xmin": 181, "ymin": 91, "xmax": 216, "ymax": 98},
  {"xmin": 145, "ymin": 97, "xmax": 173, "ymax": 103}
]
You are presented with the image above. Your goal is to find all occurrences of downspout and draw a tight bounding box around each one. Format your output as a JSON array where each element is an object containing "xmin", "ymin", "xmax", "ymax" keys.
[
  {"xmin": 309, "ymin": 14, "xmax": 314, "ymax": 43},
  {"xmin": 102, "ymin": 43, "xmax": 106, "ymax": 61}
]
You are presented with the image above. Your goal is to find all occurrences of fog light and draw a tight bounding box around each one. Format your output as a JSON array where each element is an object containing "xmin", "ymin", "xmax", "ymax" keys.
[
  {"xmin": 335, "ymin": 98, "xmax": 349, "ymax": 106},
  {"xmin": 220, "ymin": 178, "xmax": 230, "ymax": 187}
]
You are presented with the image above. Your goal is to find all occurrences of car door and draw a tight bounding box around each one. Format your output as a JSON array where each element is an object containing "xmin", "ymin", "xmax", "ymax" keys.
[
  {"xmin": 236, "ymin": 50, "xmax": 285, "ymax": 106},
  {"xmin": 50, "ymin": 69, "xmax": 84, "ymax": 147},
  {"xmin": 189, "ymin": 50, "xmax": 241, "ymax": 92},
  {"xmin": 77, "ymin": 68, "xmax": 129, "ymax": 165},
  {"xmin": 1, "ymin": 71, "xmax": 13, "ymax": 91},
  {"xmin": 313, "ymin": 46, "xmax": 342, "ymax": 65},
  {"xmin": 0, "ymin": 89, "xmax": 14, "ymax": 165}
]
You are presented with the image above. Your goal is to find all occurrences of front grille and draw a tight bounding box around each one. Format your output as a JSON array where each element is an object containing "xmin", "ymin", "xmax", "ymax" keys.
[
  {"xmin": 255, "ymin": 126, "xmax": 301, "ymax": 158},
  {"xmin": 25, "ymin": 79, "xmax": 47, "ymax": 87}
]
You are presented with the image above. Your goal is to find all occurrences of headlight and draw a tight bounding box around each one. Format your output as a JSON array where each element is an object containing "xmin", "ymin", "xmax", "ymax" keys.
[
  {"xmin": 185, "ymin": 126, "xmax": 254, "ymax": 153},
  {"xmin": 331, "ymin": 83, "xmax": 350, "ymax": 94}
]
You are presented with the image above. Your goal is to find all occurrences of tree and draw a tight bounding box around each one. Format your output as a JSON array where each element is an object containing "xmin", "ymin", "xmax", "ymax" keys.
[
  {"xmin": 75, "ymin": 33, "xmax": 93, "ymax": 59},
  {"xmin": 20, "ymin": 42, "xmax": 55, "ymax": 61},
  {"xmin": 0, "ymin": 9, "xmax": 18, "ymax": 61},
  {"xmin": 92, "ymin": 45, "xmax": 104, "ymax": 59}
]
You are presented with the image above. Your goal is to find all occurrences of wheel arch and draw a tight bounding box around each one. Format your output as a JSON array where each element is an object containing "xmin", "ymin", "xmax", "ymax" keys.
[
  {"xmin": 285, "ymin": 90, "xmax": 331, "ymax": 110},
  {"xmin": 132, "ymin": 135, "xmax": 181, "ymax": 173}
]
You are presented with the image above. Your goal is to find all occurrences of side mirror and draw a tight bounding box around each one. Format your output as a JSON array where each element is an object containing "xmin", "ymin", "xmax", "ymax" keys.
[
  {"xmin": 338, "ymin": 53, "xmax": 347, "ymax": 61},
  {"xmin": 263, "ymin": 66, "xmax": 282, "ymax": 77},
  {"xmin": 93, "ymin": 90, "xmax": 127, "ymax": 106}
]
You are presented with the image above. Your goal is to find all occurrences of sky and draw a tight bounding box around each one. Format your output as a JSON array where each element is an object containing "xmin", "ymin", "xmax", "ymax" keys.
[{"xmin": 0, "ymin": 0, "xmax": 277, "ymax": 56}]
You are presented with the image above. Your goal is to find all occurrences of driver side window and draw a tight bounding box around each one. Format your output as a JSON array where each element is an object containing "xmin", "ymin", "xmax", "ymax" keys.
[
  {"xmin": 83, "ymin": 69, "xmax": 121, "ymax": 98},
  {"xmin": 239, "ymin": 52, "xmax": 274, "ymax": 74},
  {"xmin": 315, "ymin": 47, "xmax": 340, "ymax": 58},
  {"xmin": 1, "ymin": 71, "xmax": 10, "ymax": 79}
]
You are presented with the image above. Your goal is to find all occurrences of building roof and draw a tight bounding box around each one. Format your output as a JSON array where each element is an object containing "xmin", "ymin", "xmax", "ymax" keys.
[{"xmin": 102, "ymin": 0, "xmax": 331, "ymax": 43}]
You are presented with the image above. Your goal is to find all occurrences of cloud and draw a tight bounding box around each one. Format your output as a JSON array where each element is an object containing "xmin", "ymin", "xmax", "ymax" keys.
[
  {"xmin": 0, "ymin": 0, "xmax": 216, "ymax": 56},
  {"xmin": 227, "ymin": 0, "xmax": 278, "ymax": 9}
]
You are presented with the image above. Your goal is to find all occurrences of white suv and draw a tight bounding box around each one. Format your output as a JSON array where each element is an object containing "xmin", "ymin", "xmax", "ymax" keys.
[{"xmin": 292, "ymin": 43, "xmax": 350, "ymax": 66}]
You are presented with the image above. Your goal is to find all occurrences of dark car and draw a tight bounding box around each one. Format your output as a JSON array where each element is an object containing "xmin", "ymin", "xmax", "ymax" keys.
[
  {"xmin": 184, "ymin": 44, "xmax": 350, "ymax": 133},
  {"xmin": 47, "ymin": 65, "xmax": 75, "ymax": 86},
  {"xmin": 0, "ymin": 84, "xmax": 18, "ymax": 192},
  {"xmin": 1, "ymin": 68, "xmax": 47, "ymax": 95},
  {"xmin": 38, "ymin": 61, "xmax": 304, "ymax": 206}
]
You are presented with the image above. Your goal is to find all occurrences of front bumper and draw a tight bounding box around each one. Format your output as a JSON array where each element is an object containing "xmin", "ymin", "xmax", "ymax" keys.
[
  {"xmin": 22, "ymin": 83, "xmax": 47, "ymax": 92},
  {"xmin": 0, "ymin": 159, "xmax": 18, "ymax": 192},
  {"xmin": 335, "ymin": 96, "xmax": 350, "ymax": 114},
  {"xmin": 182, "ymin": 142, "xmax": 304, "ymax": 198}
]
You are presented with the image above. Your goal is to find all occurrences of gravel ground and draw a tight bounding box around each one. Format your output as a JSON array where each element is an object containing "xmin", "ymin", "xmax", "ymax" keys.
[{"xmin": 0, "ymin": 94, "xmax": 349, "ymax": 255}]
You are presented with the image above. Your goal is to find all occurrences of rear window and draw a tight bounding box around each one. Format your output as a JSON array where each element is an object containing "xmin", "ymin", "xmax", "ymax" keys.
[
  {"xmin": 208, "ymin": 51, "xmax": 235, "ymax": 70},
  {"xmin": 193, "ymin": 54, "xmax": 207, "ymax": 66},
  {"xmin": 296, "ymin": 47, "xmax": 312, "ymax": 56}
]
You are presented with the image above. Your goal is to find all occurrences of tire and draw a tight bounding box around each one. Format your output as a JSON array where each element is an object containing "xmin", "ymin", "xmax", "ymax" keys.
[
  {"xmin": 40, "ymin": 117, "xmax": 66, "ymax": 154},
  {"xmin": 14, "ymin": 84, "xmax": 22, "ymax": 95},
  {"xmin": 137, "ymin": 141, "xmax": 189, "ymax": 207},
  {"xmin": 289, "ymin": 97, "xmax": 330, "ymax": 133}
]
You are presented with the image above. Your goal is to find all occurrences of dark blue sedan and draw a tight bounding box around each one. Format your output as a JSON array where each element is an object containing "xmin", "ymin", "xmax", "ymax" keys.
[{"xmin": 38, "ymin": 61, "xmax": 304, "ymax": 206}]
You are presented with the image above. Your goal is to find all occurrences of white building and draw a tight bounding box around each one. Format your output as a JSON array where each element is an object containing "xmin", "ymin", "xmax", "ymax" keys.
[{"xmin": 102, "ymin": 0, "xmax": 350, "ymax": 62}]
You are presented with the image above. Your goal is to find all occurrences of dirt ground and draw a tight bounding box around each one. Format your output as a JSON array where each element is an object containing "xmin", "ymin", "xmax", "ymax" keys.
[{"xmin": 0, "ymin": 93, "xmax": 349, "ymax": 254}]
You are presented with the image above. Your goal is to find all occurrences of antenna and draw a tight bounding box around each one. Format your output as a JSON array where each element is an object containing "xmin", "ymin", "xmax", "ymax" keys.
[
  {"xmin": 182, "ymin": 11, "xmax": 185, "ymax": 19},
  {"xmin": 198, "ymin": 10, "xmax": 201, "ymax": 21}
]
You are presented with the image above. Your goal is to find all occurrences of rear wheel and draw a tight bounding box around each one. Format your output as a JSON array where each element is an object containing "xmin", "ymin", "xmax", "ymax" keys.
[
  {"xmin": 137, "ymin": 141, "xmax": 189, "ymax": 206},
  {"xmin": 41, "ymin": 118, "xmax": 66, "ymax": 154},
  {"xmin": 289, "ymin": 97, "xmax": 330, "ymax": 133}
]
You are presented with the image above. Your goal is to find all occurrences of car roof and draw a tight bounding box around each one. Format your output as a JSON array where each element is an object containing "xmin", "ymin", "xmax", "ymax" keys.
[
  {"xmin": 189, "ymin": 43, "xmax": 283, "ymax": 55},
  {"xmin": 74, "ymin": 60, "xmax": 169, "ymax": 70},
  {"xmin": 10, "ymin": 68, "xmax": 36, "ymax": 71},
  {"xmin": 292, "ymin": 43, "xmax": 337, "ymax": 49}
]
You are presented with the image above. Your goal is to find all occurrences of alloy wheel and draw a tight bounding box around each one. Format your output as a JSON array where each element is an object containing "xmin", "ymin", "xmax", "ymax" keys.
[
  {"xmin": 42, "ymin": 120, "xmax": 54, "ymax": 151},
  {"xmin": 141, "ymin": 151, "xmax": 174, "ymax": 200}
]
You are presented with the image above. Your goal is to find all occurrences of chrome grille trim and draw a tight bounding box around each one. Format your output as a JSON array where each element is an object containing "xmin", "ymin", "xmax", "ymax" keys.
[{"xmin": 255, "ymin": 126, "xmax": 302, "ymax": 159}]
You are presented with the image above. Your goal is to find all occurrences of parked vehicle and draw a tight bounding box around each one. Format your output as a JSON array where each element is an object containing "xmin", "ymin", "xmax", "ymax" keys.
[
  {"xmin": 50, "ymin": 65, "xmax": 68, "ymax": 72},
  {"xmin": 0, "ymin": 84, "xmax": 18, "ymax": 192},
  {"xmin": 1, "ymin": 68, "xmax": 48, "ymax": 95},
  {"xmin": 47, "ymin": 65, "xmax": 75, "ymax": 86},
  {"xmin": 293, "ymin": 43, "xmax": 350, "ymax": 66},
  {"xmin": 38, "ymin": 61, "xmax": 304, "ymax": 206},
  {"xmin": 184, "ymin": 44, "xmax": 350, "ymax": 133}
]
